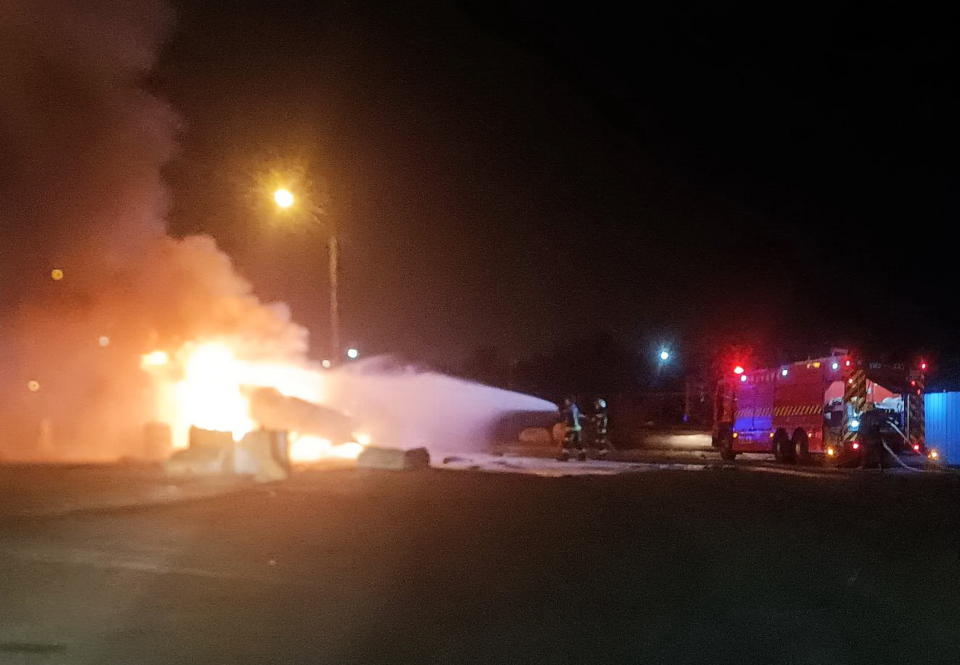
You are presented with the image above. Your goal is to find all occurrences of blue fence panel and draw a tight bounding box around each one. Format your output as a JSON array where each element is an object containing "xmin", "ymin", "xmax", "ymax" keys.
[{"xmin": 924, "ymin": 392, "xmax": 960, "ymax": 464}]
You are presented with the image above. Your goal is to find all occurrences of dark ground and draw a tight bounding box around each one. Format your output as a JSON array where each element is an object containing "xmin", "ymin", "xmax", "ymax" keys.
[{"xmin": 1, "ymin": 466, "xmax": 959, "ymax": 664}]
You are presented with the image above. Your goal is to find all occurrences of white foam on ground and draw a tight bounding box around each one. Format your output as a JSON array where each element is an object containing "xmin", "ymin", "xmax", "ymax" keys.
[{"xmin": 435, "ymin": 453, "xmax": 708, "ymax": 477}]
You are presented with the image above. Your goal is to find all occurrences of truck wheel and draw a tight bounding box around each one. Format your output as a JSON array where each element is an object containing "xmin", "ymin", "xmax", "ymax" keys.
[
  {"xmin": 718, "ymin": 426, "xmax": 736, "ymax": 461},
  {"xmin": 792, "ymin": 429, "xmax": 810, "ymax": 465},
  {"xmin": 772, "ymin": 428, "xmax": 792, "ymax": 463}
]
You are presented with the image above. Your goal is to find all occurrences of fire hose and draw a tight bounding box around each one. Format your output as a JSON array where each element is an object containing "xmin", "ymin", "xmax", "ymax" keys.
[{"xmin": 880, "ymin": 420, "xmax": 926, "ymax": 472}]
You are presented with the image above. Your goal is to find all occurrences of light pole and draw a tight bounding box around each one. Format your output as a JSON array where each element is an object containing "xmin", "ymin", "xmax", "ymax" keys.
[{"xmin": 273, "ymin": 188, "xmax": 340, "ymax": 363}]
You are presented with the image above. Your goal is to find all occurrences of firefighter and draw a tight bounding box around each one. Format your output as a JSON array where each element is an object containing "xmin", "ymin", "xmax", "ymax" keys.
[
  {"xmin": 591, "ymin": 398, "xmax": 611, "ymax": 458},
  {"xmin": 557, "ymin": 397, "xmax": 585, "ymax": 461}
]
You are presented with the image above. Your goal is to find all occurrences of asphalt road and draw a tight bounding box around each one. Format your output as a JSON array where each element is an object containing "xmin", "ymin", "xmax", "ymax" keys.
[{"xmin": 1, "ymin": 466, "xmax": 958, "ymax": 664}]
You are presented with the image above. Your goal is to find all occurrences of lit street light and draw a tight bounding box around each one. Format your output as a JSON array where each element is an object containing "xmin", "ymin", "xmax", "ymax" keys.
[
  {"xmin": 346, "ymin": 347, "xmax": 359, "ymax": 360},
  {"xmin": 659, "ymin": 349, "xmax": 671, "ymax": 362},
  {"xmin": 272, "ymin": 187, "xmax": 340, "ymax": 363},
  {"xmin": 273, "ymin": 188, "xmax": 294, "ymax": 209}
]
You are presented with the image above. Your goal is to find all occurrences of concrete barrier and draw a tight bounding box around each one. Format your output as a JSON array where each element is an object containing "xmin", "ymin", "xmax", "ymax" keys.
[
  {"xmin": 164, "ymin": 446, "xmax": 230, "ymax": 478},
  {"xmin": 357, "ymin": 446, "xmax": 430, "ymax": 470},
  {"xmin": 165, "ymin": 428, "xmax": 292, "ymax": 482},
  {"xmin": 235, "ymin": 430, "xmax": 289, "ymax": 482},
  {"xmin": 188, "ymin": 426, "xmax": 234, "ymax": 450},
  {"xmin": 165, "ymin": 427, "xmax": 234, "ymax": 478}
]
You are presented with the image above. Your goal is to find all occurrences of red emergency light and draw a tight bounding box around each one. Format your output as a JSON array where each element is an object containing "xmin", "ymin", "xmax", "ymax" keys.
[
  {"xmin": 733, "ymin": 365, "xmax": 745, "ymax": 375},
  {"xmin": 920, "ymin": 361, "xmax": 928, "ymax": 371},
  {"xmin": 852, "ymin": 442, "xmax": 860, "ymax": 450}
]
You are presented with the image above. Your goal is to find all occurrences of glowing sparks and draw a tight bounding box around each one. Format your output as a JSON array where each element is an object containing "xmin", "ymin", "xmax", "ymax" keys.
[{"xmin": 50, "ymin": 268, "xmax": 64, "ymax": 281}]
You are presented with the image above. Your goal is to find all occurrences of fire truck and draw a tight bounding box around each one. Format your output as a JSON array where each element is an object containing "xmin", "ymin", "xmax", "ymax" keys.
[{"xmin": 712, "ymin": 349, "xmax": 933, "ymax": 464}]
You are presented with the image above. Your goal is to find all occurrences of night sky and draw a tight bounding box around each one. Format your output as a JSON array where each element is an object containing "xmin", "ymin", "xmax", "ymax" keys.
[{"xmin": 158, "ymin": 1, "xmax": 957, "ymax": 367}]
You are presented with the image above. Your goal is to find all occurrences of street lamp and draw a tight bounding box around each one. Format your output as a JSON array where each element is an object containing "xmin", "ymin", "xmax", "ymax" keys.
[
  {"xmin": 272, "ymin": 187, "xmax": 340, "ymax": 363},
  {"xmin": 659, "ymin": 349, "xmax": 671, "ymax": 362},
  {"xmin": 346, "ymin": 347, "xmax": 359, "ymax": 360},
  {"xmin": 273, "ymin": 188, "xmax": 294, "ymax": 209}
]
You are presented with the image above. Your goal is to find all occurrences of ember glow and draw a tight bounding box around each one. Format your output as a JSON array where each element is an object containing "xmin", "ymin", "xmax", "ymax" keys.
[
  {"xmin": 289, "ymin": 435, "xmax": 364, "ymax": 462},
  {"xmin": 140, "ymin": 341, "xmax": 367, "ymax": 460}
]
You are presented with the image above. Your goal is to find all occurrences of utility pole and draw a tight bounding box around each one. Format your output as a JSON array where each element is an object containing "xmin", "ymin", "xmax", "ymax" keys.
[
  {"xmin": 327, "ymin": 231, "xmax": 340, "ymax": 362},
  {"xmin": 273, "ymin": 188, "xmax": 341, "ymax": 363}
]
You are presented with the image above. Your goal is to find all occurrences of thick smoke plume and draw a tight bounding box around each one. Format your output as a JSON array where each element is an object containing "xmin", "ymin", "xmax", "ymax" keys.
[{"xmin": 0, "ymin": 0, "xmax": 308, "ymax": 460}]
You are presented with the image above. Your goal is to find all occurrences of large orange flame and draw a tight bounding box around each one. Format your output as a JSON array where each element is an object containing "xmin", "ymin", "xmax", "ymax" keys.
[{"xmin": 140, "ymin": 341, "xmax": 367, "ymax": 461}]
